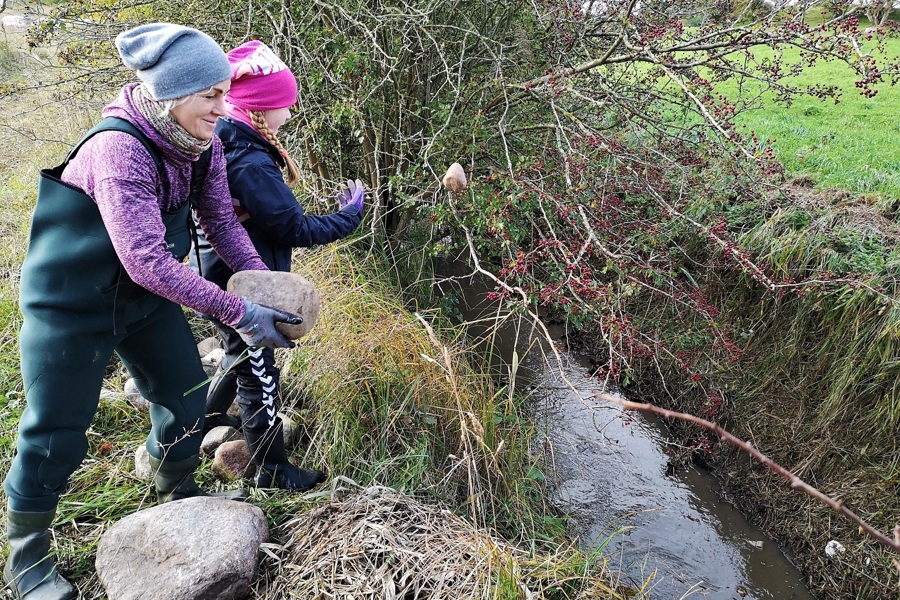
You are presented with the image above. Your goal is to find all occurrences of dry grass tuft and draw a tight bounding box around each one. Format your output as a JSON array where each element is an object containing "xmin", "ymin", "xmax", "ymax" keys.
[{"xmin": 268, "ymin": 484, "xmax": 528, "ymax": 600}]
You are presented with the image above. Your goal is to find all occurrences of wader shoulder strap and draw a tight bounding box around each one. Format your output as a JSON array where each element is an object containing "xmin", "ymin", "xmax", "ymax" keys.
[
  {"xmin": 187, "ymin": 148, "xmax": 212, "ymax": 277},
  {"xmin": 67, "ymin": 117, "xmax": 211, "ymax": 198},
  {"xmin": 69, "ymin": 117, "xmax": 212, "ymax": 274},
  {"xmin": 66, "ymin": 116, "xmax": 166, "ymax": 177}
]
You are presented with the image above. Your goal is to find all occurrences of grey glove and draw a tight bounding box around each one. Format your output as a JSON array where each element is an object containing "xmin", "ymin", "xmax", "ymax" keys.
[{"xmin": 235, "ymin": 299, "xmax": 302, "ymax": 349}]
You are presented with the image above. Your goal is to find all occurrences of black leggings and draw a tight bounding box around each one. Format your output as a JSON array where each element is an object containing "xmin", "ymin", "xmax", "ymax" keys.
[{"xmin": 214, "ymin": 320, "xmax": 280, "ymax": 432}]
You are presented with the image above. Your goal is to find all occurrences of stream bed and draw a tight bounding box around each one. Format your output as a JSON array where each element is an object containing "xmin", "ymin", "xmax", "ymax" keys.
[{"xmin": 438, "ymin": 263, "xmax": 816, "ymax": 599}]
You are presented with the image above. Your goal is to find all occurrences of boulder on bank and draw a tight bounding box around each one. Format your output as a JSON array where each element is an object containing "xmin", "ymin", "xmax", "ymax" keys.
[{"xmin": 96, "ymin": 496, "xmax": 268, "ymax": 600}]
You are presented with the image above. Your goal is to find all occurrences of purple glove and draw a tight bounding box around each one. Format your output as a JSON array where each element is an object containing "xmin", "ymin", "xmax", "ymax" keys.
[{"xmin": 337, "ymin": 178, "xmax": 365, "ymax": 213}]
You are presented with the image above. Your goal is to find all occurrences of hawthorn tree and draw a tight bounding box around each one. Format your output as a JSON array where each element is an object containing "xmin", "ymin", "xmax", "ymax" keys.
[
  {"xmin": 862, "ymin": 0, "xmax": 898, "ymax": 26},
  {"xmin": 22, "ymin": 0, "xmax": 897, "ymax": 413}
]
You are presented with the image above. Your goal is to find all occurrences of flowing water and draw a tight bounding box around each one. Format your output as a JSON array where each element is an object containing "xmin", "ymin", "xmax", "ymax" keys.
[
  {"xmin": 436, "ymin": 262, "xmax": 815, "ymax": 599},
  {"xmin": 533, "ymin": 344, "xmax": 815, "ymax": 599}
]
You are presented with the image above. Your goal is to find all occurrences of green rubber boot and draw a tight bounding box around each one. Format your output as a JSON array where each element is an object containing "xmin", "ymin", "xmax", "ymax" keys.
[
  {"xmin": 149, "ymin": 455, "xmax": 248, "ymax": 503},
  {"xmin": 2, "ymin": 508, "xmax": 77, "ymax": 600}
]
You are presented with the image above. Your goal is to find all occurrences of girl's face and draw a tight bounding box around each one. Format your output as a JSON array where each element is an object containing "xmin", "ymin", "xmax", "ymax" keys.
[
  {"xmin": 170, "ymin": 80, "xmax": 231, "ymax": 140},
  {"xmin": 264, "ymin": 106, "xmax": 292, "ymax": 133}
]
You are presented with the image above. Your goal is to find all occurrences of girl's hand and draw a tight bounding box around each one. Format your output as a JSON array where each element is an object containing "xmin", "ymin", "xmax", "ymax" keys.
[{"xmin": 337, "ymin": 178, "xmax": 365, "ymax": 213}]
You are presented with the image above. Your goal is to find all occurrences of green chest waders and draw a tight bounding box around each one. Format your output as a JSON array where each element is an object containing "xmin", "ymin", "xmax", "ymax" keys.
[
  {"xmin": 5, "ymin": 118, "xmax": 211, "ymax": 513},
  {"xmin": 19, "ymin": 117, "xmax": 207, "ymax": 333}
]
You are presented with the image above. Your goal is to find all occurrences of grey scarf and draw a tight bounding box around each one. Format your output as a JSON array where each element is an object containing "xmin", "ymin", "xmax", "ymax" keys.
[{"xmin": 131, "ymin": 84, "xmax": 212, "ymax": 156}]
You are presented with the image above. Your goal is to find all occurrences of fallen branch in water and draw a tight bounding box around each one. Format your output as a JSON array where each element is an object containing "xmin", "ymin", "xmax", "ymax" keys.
[{"xmin": 596, "ymin": 392, "xmax": 900, "ymax": 571}]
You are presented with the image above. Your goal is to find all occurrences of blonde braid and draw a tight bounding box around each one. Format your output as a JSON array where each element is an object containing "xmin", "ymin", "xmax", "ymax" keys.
[{"xmin": 249, "ymin": 110, "xmax": 301, "ymax": 186}]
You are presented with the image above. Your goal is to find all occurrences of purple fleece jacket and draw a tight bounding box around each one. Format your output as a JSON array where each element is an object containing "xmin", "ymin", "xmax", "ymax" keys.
[{"xmin": 61, "ymin": 83, "xmax": 266, "ymax": 326}]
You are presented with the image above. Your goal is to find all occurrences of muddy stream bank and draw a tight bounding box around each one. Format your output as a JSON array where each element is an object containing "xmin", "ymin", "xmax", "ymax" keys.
[{"xmin": 435, "ymin": 262, "xmax": 815, "ymax": 599}]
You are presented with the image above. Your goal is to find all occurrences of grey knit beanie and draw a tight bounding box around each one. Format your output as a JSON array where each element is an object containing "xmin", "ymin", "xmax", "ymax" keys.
[{"xmin": 115, "ymin": 23, "xmax": 232, "ymax": 101}]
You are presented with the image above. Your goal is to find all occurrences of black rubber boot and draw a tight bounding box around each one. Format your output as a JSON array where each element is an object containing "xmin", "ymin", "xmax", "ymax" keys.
[
  {"xmin": 203, "ymin": 368, "xmax": 241, "ymax": 433},
  {"xmin": 2, "ymin": 508, "xmax": 77, "ymax": 600},
  {"xmin": 149, "ymin": 455, "xmax": 249, "ymax": 503},
  {"xmin": 245, "ymin": 419, "xmax": 326, "ymax": 493}
]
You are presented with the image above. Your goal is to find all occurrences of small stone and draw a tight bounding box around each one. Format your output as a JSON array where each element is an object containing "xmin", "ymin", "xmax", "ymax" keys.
[
  {"xmin": 201, "ymin": 361, "xmax": 217, "ymax": 378},
  {"xmin": 280, "ymin": 412, "xmax": 298, "ymax": 448},
  {"xmin": 124, "ymin": 378, "xmax": 149, "ymax": 411},
  {"xmin": 196, "ymin": 337, "xmax": 221, "ymax": 358},
  {"xmin": 204, "ymin": 347, "xmax": 225, "ymax": 365},
  {"xmin": 227, "ymin": 402, "xmax": 242, "ymax": 419},
  {"xmin": 134, "ymin": 445, "xmax": 152, "ymax": 481},
  {"xmin": 201, "ymin": 426, "xmax": 243, "ymax": 458},
  {"xmin": 212, "ymin": 440, "xmax": 254, "ymax": 481},
  {"xmin": 227, "ymin": 271, "xmax": 320, "ymax": 340},
  {"xmin": 99, "ymin": 388, "xmax": 119, "ymax": 403},
  {"xmin": 442, "ymin": 162, "xmax": 467, "ymax": 193},
  {"xmin": 201, "ymin": 348, "xmax": 225, "ymax": 378},
  {"xmin": 825, "ymin": 539, "xmax": 845, "ymax": 558}
]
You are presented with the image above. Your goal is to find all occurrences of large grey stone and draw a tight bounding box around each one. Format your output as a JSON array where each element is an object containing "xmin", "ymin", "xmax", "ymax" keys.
[
  {"xmin": 96, "ymin": 497, "xmax": 268, "ymax": 600},
  {"xmin": 227, "ymin": 271, "xmax": 320, "ymax": 339}
]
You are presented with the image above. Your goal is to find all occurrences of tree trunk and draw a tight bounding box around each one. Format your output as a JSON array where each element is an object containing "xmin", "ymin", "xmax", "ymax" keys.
[{"xmin": 865, "ymin": 0, "xmax": 895, "ymax": 27}]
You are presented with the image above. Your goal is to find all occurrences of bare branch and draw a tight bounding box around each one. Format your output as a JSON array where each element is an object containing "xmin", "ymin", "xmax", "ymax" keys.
[{"xmin": 598, "ymin": 392, "xmax": 900, "ymax": 560}]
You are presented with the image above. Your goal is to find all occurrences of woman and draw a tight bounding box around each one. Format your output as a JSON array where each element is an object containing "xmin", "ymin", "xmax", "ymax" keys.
[
  {"xmin": 2, "ymin": 24, "xmax": 299, "ymax": 599},
  {"xmin": 193, "ymin": 40, "xmax": 363, "ymax": 493}
]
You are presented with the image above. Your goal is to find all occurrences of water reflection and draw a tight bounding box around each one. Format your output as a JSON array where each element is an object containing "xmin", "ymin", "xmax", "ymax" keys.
[
  {"xmin": 433, "ymin": 261, "xmax": 814, "ymax": 598},
  {"xmin": 536, "ymin": 351, "xmax": 814, "ymax": 598}
]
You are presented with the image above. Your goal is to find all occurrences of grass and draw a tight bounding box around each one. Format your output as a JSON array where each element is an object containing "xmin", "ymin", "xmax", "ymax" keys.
[{"xmin": 717, "ymin": 29, "xmax": 900, "ymax": 199}]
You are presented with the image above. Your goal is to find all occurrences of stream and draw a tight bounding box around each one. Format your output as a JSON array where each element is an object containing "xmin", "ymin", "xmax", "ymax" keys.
[
  {"xmin": 436, "ymin": 262, "xmax": 815, "ymax": 599},
  {"xmin": 532, "ymin": 343, "xmax": 815, "ymax": 599}
]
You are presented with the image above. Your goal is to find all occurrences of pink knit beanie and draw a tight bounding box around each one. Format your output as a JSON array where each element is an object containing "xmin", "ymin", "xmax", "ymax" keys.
[{"xmin": 226, "ymin": 40, "xmax": 297, "ymax": 111}]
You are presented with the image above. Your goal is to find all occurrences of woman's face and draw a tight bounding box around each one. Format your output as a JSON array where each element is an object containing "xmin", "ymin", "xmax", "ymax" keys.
[
  {"xmin": 264, "ymin": 106, "xmax": 292, "ymax": 133},
  {"xmin": 170, "ymin": 79, "xmax": 231, "ymax": 140}
]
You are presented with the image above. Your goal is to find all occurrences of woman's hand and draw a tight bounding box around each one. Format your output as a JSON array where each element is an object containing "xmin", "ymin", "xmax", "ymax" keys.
[{"xmin": 235, "ymin": 299, "xmax": 302, "ymax": 348}]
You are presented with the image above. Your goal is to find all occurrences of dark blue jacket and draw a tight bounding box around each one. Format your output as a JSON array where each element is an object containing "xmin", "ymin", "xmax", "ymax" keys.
[{"xmin": 193, "ymin": 118, "xmax": 361, "ymax": 289}]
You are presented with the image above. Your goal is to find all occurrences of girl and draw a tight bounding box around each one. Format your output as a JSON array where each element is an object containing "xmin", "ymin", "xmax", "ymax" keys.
[{"xmin": 193, "ymin": 40, "xmax": 363, "ymax": 493}]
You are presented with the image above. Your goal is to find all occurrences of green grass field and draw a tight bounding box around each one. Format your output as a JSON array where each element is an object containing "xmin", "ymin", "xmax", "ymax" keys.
[{"xmin": 719, "ymin": 34, "xmax": 900, "ymax": 199}]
